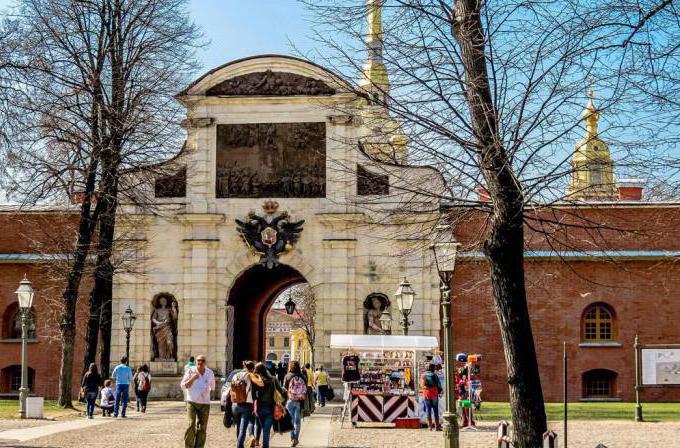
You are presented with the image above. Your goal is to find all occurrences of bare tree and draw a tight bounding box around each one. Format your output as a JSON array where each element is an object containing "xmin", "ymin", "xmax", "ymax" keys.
[
  {"xmin": 289, "ymin": 284, "xmax": 317, "ymax": 366},
  {"xmin": 1, "ymin": 0, "xmax": 201, "ymax": 405},
  {"xmin": 302, "ymin": 1, "xmax": 679, "ymax": 445}
]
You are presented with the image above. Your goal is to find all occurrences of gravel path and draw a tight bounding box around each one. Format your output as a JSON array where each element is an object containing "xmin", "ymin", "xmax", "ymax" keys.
[
  {"xmin": 2, "ymin": 401, "xmax": 679, "ymax": 447},
  {"xmin": 329, "ymin": 417, "xmax": 680, "ymax": 448}
]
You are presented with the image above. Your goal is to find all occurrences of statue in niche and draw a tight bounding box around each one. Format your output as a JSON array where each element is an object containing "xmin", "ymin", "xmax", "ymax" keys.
[
  {"xmin": 151, "ymin": 293, "xmax": 178, "ymax": 361},
  {"xmin": 363, "ymin": 293, "xmax": 391, "ymax": 335}
]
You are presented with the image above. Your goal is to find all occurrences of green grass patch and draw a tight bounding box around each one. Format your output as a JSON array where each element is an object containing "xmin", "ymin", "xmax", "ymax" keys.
[
  {"xmin": 475, "ymin": 402, "xmax": 680, "ymax": 422},
  {"xmin": 0, "ymin": 399, "xmax": 84, "ymax": 420}
]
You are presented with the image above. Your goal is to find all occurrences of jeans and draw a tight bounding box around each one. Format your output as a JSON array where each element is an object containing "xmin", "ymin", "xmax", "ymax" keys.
[
  {"xmin": 317, "ymin": 385, "xmax": 328, "ymax": 406},
  {"xmin": 286, "ymin": 400, "xmax": 302, "ymax": 440},
  {"xmin": 185, "ymin": 402, "xmax": 210, "ymax": 448},
  {"xmin": 248, "ymin": 412, "xmax": 261, "ymax": 440},
  {"xmin": 114, "ymin": 384, "xmax": 129, "ymax": 417},
  {"xmin": 257, "ymin": 404, "xmax": 275, "ymax": 448},
  {"xmin": 137, "ymin": 390, "xmax": 149, "ymax": 412},
  {"xmin": 424, "ymin": 398, "xmax": 440, "ymax": 419},
  {"xmin": 232, "ymin": 402, "xmax": 253, "ymax": 448},
  {"xmin": 85, "ymin": 391, "xmax": 98, "ymax": 417}
]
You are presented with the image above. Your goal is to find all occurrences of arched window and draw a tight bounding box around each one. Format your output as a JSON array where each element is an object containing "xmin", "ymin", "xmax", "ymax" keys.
[
  {"xmin": 2, "ymin": 303, "xmax": 36, "ymax": 340},
  {"xmin": 582, "ymin": 369, "xmax": 617, "ymax": 399},
  {"xmin": 0, "ymin": 365, "xmax": 35, "ymax": 393},
  {"xmin": 582, "ymin": 303, "xmax": 615, "ymax": 342}
]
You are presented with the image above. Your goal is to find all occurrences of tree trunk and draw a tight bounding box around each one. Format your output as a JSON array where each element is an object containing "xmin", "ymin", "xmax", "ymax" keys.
[
  {"xmin": 58, "ymin": 167, "xmax": 100, "ymax": 407},
  {"xmin": 453, "ymin": 1, "xmax": 547, "ymax": 446},
  {"xmin": 96, "ymin": 195, "xmax": 117, "ymax": 378},
  {"xmin": 83, "ymin": 288, "xmax": 102, "ymax": 375}
]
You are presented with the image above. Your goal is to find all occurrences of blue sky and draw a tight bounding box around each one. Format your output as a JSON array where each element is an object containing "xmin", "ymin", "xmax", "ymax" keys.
[{"xmin": 0, "ymin": 0, "xmax": 319, "ymax": 72}]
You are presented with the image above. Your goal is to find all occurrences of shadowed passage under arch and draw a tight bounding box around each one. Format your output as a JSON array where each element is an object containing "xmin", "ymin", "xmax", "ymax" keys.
[{"xmin": 227, "ymin": 264, "xmax": 306, "ymax": 368}]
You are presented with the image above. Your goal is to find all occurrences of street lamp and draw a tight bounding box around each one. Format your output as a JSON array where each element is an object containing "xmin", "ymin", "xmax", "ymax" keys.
[
  {"xmin": 284, "ymin": 297, "xmax": 297, "ymax": 315},
  {"xmin": 394, "ymin": 278, "xmax": 415, "ymax": 335},
  {"xmin": 379, "ymin": 309, "xmax": 392, "ymax": 334},
  {"xmin": 15, "ymin": 275, "xmax": 35, "ymax": 419},
  {"xmin": 432, "ymin": 236, "xmax": 460, "ymax": 448},
  {"xmin": 121, "ymin": 305, "xmax": 136, "ymax": 360}
]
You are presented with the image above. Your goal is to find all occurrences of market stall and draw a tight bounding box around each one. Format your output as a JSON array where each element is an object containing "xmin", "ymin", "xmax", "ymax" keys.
[{"xmin": 330, "ymin": 334, "xmax": 439, "ymax": 426}]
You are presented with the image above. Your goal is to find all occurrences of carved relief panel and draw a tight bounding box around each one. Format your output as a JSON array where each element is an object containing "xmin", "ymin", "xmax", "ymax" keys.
[{"xmin": 215, "ymin": 122, "xmax": 326, "ymax": 198}]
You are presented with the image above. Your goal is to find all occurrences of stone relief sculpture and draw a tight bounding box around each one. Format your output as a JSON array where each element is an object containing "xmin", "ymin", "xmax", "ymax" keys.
[
  {"xmin": 206, "ymin": 70, "xmax": 336, "ymax": 96},
  {"xmin": 151, "ymin": 293, "xmax": 178, "ymax": 361},
  {"xmin": 363, "ymin": 293, "xmax": 391, "ymax": 335},
  {"xmin": 216, "ymin": 122, "xmax": 326, "ymax": 198}
]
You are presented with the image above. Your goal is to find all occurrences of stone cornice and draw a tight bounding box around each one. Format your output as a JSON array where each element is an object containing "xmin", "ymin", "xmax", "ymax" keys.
[
  {"xmin": 176, "ymin": 213, "xmax": 226, "ymax": 224},
  {"xmin": 315, "ymin": 213, "xmax": 367, "ymax": 226}
]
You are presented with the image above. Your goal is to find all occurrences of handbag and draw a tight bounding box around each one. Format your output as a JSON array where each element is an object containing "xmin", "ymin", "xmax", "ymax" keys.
[
  {"xmin": 274, "ymin": 409, "xmax": 294, "ymax": 434},
  {"xmin": 274, "ymin": 403, "xmax": 285, "ymax": 420},
  {"xmin": 223, "ymin": 408, "xmax": 233, "ymax": 428}
]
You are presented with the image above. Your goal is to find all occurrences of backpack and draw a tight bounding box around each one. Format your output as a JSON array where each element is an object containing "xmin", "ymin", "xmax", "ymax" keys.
[
  {"xmin": 288, "ymin": 376, "xmax": 307, "ymax": 401},
  {"xmin": 230, "ymin": 374, "xmax": 249, "ymax": 404},
  {"xmin": 424, "ymin": 372, "xmax": 439, "ymax": 389},
  {"xmin": 141, "ymin": 374, "xmax": 151, "ymax": 392}
]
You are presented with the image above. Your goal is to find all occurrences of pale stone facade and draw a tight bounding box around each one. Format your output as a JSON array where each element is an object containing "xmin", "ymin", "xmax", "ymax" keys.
[{"xmin": 111, "ymin": 56, "xmax": 445, "ymax": 381}]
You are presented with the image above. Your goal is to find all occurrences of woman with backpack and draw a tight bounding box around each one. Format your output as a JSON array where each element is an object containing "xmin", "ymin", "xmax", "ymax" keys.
[
  {"xmin": 283, "ymin": 361, "xmax": 307, "ymax": 447},
  {"xmin": 231, "ymin": 361, "xmax": 264, "ymax": 448},
  {"xmin": 420, "ymin": 363, "xmax": 442, "ymax": 431},
  {"xmin": 134, "ymin": 364, "xmax": 152, "ymax": 413},
  {"xmin": 253, "ymin": 362, "xmax": 287, "ymax": 448}
]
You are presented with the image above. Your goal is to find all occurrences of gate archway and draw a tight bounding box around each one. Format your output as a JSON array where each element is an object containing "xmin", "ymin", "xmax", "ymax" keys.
[{"xmin": 226, "ymin": 263, "xmax": 306, "ymax": 370}]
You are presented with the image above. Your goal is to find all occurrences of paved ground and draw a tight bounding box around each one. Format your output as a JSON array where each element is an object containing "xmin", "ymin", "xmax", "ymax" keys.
[
  {"xmin": 0, "ymin": 401, "xmax": 332, "ymax": 448},
  {"xmin": 1, "ymin": 401, "xmax": 680, "ymax": 447}
]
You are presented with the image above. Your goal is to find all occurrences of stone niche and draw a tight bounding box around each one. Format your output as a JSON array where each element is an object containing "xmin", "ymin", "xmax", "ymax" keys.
[{"xmin": 215, "ymin": 122, "xmax": 327, "ymax": 198}]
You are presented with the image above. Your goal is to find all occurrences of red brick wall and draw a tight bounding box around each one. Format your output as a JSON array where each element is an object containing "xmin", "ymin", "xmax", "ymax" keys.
[
  {"xmin": 452, "ymin": 258, "xmax": 680, "ymax": 402},
  {"xmin": 0, "ymin": 211, "xmax": 89, "ymax": 400}
]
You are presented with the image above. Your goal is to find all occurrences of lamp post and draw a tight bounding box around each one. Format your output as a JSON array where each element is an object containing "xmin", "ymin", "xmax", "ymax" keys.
[
  {"xmin": 284, "ymin": 297, "xmax": 297, "ymax": 316},
  {"xmin": 15, "ymin": 275, "xmax": 35, "ymax": 419},
  {"xmin": 432, "ymin": 239, "xmax": 460, "ymax": 448},
  {"xmin": 394, "ymin": 278, "xmax": 415, "ymax": 335},
  {"xmin": 121, "ymin": 305, "xmax": 136, "ymax": 360},
  {"xmin": 379, "ymin": 309, "xmax": 392, "ymax": 334}
]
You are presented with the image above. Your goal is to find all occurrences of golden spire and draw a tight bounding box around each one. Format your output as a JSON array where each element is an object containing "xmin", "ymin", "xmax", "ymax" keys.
[
  {"xmin": 568, "ymin": 87, "xmax": 616, "ymax": 201},
  {"xmin": 582, "ymin": 88, "xmax": 600, "ymax": 138},
  {"xmin": 359, "ymin": 0, "xmax": 389, "ymax": 102}
]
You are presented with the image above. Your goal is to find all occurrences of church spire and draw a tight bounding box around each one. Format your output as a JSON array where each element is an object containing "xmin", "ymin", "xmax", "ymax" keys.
[
  {"xmin": 359, "ymin": 0, "xmax": 389, "ymax": 105},
  {"xmin": 568, "ymin": 88, "xmax": 617, "ymax": 201}
]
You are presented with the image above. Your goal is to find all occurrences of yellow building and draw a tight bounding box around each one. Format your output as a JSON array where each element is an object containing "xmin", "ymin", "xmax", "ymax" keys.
[{"xmin": 290, "ymin": 328, "xmax": 313, "ymax": 367}]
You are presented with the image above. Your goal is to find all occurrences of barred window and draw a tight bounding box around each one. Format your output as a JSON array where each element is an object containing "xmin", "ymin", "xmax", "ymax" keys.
[
  {"xmin": 582, "ymin": 303, "xmax": 615, "ymax": 342},
  {"xmin": 583, "ymin": 369, "xmax": 616, "ymax": 399}
]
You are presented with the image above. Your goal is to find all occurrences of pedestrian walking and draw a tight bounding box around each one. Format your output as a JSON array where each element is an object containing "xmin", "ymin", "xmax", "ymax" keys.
[
  {"xmin": 420, "ymin": 363, "xmax": 442, "ymax": 431},
  {"xmin": 303, "ymin": 363, "xmax": 315, "ymax": 416},
  {"xmin": 184, "ymin": 356, "xmax": 196, "ymax": 373},
  {"xmin": 283, "ymin": 361, "xmax": 307, "ymax": 447},
  {"xmin": 134, "ymin": 364, "xmax": 152, "ymax": 413},
  {"xmin": 276, "ymin": 362, "xmax": 286, "ymax": 384},
  {"xmin": 100, "ymin": 380, "xmax": 115, "ymax": 416},
  {"xmin": 253, "ymin": 362, "xmax": 286, "ymax": 448},
  {"xmin": 314, "ymin": 365, "xmax": 330, "ymax": 407},
  {"xmin": 80, "ymin": 363, "xmax": 102, "ymax": 419},
  {"xmin": 231, "ymin": 361, "xmax": 264, "ymax": 448},
  {"xmin": 180, "ymin": 354, "xmax": 215, "ymax": 448},
  {"xmin": 111, "ymin": 356, "xmax": 133, "ymax": 418}
]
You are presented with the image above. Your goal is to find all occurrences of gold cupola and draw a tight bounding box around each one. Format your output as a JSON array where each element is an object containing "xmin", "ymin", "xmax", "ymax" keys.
[
  {"xmin": 359, "ymin": 0, "xmax": 390, "ymax": 105},
  {"xmin": 567, "ymin": 89, "xmax": 617, "ymax": 201}
]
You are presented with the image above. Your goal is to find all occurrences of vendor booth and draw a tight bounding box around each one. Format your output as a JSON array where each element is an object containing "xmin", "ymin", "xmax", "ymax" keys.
[{"xmin": 330, "ymin": 334, "xmax": 439, "ymax": 426}]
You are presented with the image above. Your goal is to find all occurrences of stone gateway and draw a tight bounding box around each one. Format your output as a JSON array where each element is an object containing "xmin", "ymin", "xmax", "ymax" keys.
[{"xmin": 111, "ymin": 55, "xmax": 445, "ymax": 395}]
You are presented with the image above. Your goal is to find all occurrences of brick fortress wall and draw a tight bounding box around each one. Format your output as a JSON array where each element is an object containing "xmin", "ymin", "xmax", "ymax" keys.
[
  {"xmin": 450, "ymin": 205, "xmax": 680, "ymax": 402},
  {"xmin": 0, "ymin": 211, "xmax": 89, "ymax": 400}
]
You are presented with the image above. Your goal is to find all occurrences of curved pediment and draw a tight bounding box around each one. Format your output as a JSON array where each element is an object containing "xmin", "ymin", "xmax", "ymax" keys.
[
  {"xmin": 206, "ymin": 70, "xmax": 335, "ymax": 96},
  {"xmin": 179, "ymin": 54, "xmax": 349, "ymax": 98}
]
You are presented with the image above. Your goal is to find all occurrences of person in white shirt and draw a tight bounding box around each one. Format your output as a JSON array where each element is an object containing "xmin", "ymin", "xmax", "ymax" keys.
[
  {"xmin": 99, "ymin": 379, "xmax": 115, "ymax": 417},
  {"xmin": 180, "ymin": 354, "xmax": 215, "ymax": 448}
]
